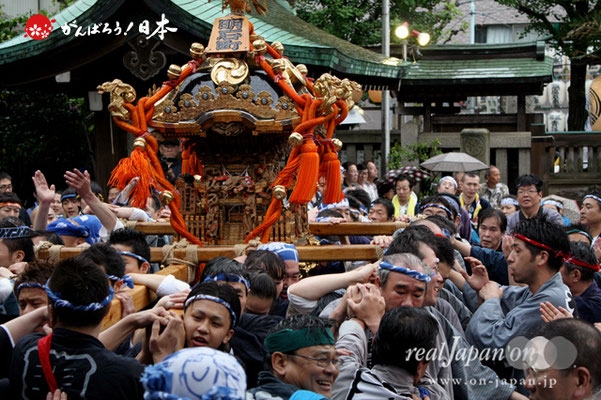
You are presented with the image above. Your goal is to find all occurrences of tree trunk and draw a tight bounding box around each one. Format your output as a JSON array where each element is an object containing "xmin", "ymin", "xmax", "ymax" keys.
[{"xmin": 568, "ymin": 61, "xmax": 587, "ymax": 131}]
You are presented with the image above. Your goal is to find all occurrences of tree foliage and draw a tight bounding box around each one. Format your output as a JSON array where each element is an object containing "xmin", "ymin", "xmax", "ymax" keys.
[
  {"xmin": 294, "ymin": 0, "xmax": 465, "ymax": 46},
  {"xmin": 0, "ymin": 1, "xmax": 74, "ymax": 42},
  {"xmin": 495, "ymin": 0, "xmax": 601, "ymax": 130},
  {"xmin": 0, "ymin": 90, "xmax": 92, "ymax": 201}
]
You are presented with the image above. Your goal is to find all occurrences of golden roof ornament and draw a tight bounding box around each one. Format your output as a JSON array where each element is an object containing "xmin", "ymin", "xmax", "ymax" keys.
[{"xmin": 96, "ymin": 79, "xmax": 136, "ymax": 121}]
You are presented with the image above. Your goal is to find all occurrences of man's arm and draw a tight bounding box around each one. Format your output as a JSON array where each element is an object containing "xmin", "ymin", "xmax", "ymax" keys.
[
  {"xmin": 65, "ymin": 169, "xmax": 118, "ymax": 232},
  {"xmin": 32, "ymin": 170, "xmax": 55, "ymax": 231},
  {"xmin": 465, "ymin": 285, "xmax": 548, "ymax": 350},
  {"xmin": 287, "ymin": 262, "xmax": 378, "ymax": 301},
  {"xmin": 99, "ymin": 307, "xmax": 171, "ymax": 351}
]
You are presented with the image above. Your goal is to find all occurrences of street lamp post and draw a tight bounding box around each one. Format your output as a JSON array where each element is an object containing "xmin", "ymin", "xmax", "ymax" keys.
[{"xmin": 381, "ymin": 0, "xmax": 390, "ymax": 175}]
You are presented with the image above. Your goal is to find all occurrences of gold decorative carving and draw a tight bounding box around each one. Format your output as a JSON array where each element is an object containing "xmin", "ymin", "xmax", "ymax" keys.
[
  {"xmin": 254, "ymin": 91, "xmax": 274, "ymax": 108},
  {"xmin": 178, "ymin": 93, "xmax": 197, "ymax": 120},
  {"xmin": 313, "ymin": 73, "xmax": 361, "ymax": 115},
  {"xmin": 210, "ymin": 58, "xmax": 249, "ymax": 86},
  {"xmin": 97, "ymin": 79, "xmax": 137, "ymax": 120}
]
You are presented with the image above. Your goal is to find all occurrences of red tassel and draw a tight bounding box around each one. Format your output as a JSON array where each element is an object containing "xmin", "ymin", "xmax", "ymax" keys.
[
  {"xmin": 289, "ymin": 142, "xmax": 319, "ymax": 204},
  {"xmin": 108, "ymin": 148, "xmax": 153, "ymax": 209},
  {"xmin": 322, "ymin": 151, "xmax": 343, "ymax": 203}
]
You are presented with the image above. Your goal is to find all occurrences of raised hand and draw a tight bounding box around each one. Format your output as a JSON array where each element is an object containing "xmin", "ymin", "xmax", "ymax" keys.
[
  {"xmin": 461, "ymin": 257, "xmax": 490, "ymax": 291},
  {"xmin": 64, "ymin": 169, "xmax": 92, "ymax": 198},
  {"xmin": 32, "ymin": 170, "xmax": 55, "ymax": 204}
]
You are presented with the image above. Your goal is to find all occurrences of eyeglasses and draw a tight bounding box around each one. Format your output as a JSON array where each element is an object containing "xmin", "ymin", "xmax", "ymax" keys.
[
  {"xmin": 0, "ymin": 184, "xmax": 12, "ymax": 191},
  {"xmin": 517, "ymin": 189, "xmax": 539, "ymax": 195},
  {"xmin": 289, "ymin": 353, "xmax": 340, "ymax": 368}
]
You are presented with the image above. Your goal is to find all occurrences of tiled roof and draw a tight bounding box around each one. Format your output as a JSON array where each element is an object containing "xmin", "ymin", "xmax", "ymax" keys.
[{"xmin": 0, "ymin": 0, "xmax": 406, "ymax": 82}]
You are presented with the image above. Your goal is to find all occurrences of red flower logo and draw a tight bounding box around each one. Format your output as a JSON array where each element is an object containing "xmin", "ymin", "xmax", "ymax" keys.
[{"xmin": 24, "ymin": 14, "xmax": 56, "ymax": 40}]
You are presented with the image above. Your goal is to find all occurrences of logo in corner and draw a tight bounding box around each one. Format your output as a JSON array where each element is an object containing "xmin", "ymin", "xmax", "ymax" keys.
[{"xmin": 23, "ymin": 14, "xmax": 57, "ymax": 40}]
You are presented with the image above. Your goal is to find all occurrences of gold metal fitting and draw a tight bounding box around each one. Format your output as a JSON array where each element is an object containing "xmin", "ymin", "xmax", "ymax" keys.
[
  {"xmin": 272, "ymin": 185, "xmax": 287, "ymax": 200},
  {"xmin": 288, "ymin": 132, "xmax": 303, "ymax": 147},
  {"xmin": 190, "ymin": 43, "xmax": 204, "ymax": 60},
  {"xmin": 133, "ymin": 138, "xmax": 146, "ymax": 149},
  {"xmin": 252, "ymin": 39, "xmax": 266, "ymax": 53},
  {"xmin": 271, "ymin": 41, "xmax": 284, "ymax": 56},
  {"xmin": 296, "ymin": 64, "xmax": 308, "ymax": 75},
  {"xmin": 167, "ymin": 64, "xmax": 182, "ymax": 80},
  {"xmin": 332, "ymin": 138, "xmax": 343, "ymax": 151},
  {"xmin": 160, "ymin": 191, "xmax": 174, "ymax": 205}
]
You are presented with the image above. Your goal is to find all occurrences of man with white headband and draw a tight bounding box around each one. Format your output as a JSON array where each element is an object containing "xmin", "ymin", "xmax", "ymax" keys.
[
  {"xmin": 258, "ymin": 242, "xmax": 300, "ymax": 306},
  {"xmin": 182, "ymin": 281, "xmax": 241, "ymax": 350},
  {"xmin": 579, "ymin": 192, "xmax": 601, "ymax": 246},
  {"xmin": 542, "ymin": 198, "xmax": 570, "ymax": 226},
  {"xmin": 437, "ymin": 176, "xmax": 458, "ymax": 195}
]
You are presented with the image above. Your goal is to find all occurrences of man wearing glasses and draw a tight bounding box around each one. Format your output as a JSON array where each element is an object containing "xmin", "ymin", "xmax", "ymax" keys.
[
  {"xmin": 506, "ymin": 174, "xmax": 563, "ymax": 234},
  {"xmin": 248, "ymin": 315, "xmax": 339, "ymax": 400}
]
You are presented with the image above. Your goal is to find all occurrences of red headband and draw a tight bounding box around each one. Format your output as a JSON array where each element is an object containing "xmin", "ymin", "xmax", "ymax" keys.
[
  {"xmin": 512, "ymin": 233, "xmax": 570, "ymax": 260},
  {"xmin": 564, "ymin": 257, "xmax": 600, "ymax": 272},
  {"xmin": 0, "ymin": 202, "xmax": 21, "ymax": 209}
]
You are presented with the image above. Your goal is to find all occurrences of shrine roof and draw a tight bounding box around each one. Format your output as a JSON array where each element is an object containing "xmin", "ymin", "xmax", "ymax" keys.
[
  {"xmin": 397, "ymin": 41, "xmax": 554, "ymax": 99},
  {"xmin": 0, "ymin": 0, "xmax": 406, "ymax": 88}
]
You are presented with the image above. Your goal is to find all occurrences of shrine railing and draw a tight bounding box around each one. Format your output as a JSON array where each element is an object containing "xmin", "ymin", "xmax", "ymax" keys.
[{"xmin": 530, "ymin": 124, "xmax": 601, "ymax": 197}]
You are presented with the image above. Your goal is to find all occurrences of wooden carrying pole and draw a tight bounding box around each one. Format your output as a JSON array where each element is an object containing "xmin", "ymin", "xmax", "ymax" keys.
[
  {"xmin": 100, "ymin": 264, "xmax": 189, "ymax": 330},
  {"xmin": 130, "ymin": 221, "xmax": 408, "ymax": 236},
  {"xmin": 38, "ymin": 244, "xmax": 382, "ymax": 264}
]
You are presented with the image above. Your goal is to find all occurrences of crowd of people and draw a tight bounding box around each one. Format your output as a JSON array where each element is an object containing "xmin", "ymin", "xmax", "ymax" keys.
[{"xmin": 0, "ymin": 142, "xmax": 601, "ymax": 400}]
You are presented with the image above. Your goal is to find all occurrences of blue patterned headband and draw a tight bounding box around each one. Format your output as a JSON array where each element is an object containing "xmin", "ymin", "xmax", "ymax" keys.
[
  {"xmin": 379, "ymin": 261, "xmax": 432, "ymax": 283},
  {"xmin": 500, "ymin": 197, "xmax": 519, "ymax": 206},
  {"xmin": 45, "ymin": 279, "xmax": 114, "ymax": 312},
  {"xmin": 60, "ymin": 193, "xmax": 78, "ymax": 201},
  {"xmin": 184, "ymin": 294, "xmax": 237, "ymax": 326},
  {"xmin": 203, "ymin": 274, "xmax": 250, "ymax": 290},
  {"xmin": 107, "ymin": 274, "xmax": 135, "ymax": 289},
  {"xmin": 16, "ymin": 282, "xmax": 46, "ymax": 297},
  {"xmin": 317, "ymin": 198, "xmax": 349, "ymax": 211},
  {"xmin": 542, "ymin": 200, "xmax": 563, "ymax": 210},
  {"xmin": 584, "ymin": 194, "xmax": 601, "ymax": 204},
  {"xmin": 0, "ymin": 226, "xmax": 36, "ymax": 240},
  {"xmin": 117, "ymin": 251, "xmax": 149, "ymax": 265},
  {"xmin": 419, "ymin": 203, "xmax": 453, "ymax": 219}
]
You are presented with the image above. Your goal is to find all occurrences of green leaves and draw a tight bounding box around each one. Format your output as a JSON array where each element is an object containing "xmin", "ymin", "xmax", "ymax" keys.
[
  {"xmin": 294, "ymin": 0, "xmax": 465, "ymax": 46},
  {"xmin": 0, "ymin": 89, "xmax": 92, "ymax": 197}
]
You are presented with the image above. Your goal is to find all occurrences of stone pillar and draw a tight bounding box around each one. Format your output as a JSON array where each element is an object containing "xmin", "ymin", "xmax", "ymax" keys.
[
  {"xmin": 400, "ymin": 120, "xmax": 419, "ymax": 166},
  {"xmin": 460, "ymin": 128, "xmax": 490, "ymax": 177},
  {"xmin": 495, "ymin": 148, "xmax": 508, "ymax": 185}
]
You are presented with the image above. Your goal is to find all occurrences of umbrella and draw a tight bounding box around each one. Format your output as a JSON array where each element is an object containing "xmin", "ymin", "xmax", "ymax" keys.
[
  {"xmin": 383, "ymin": 166, "xmax": 431, "ymax": 183},
  {"xmin": 420, "ymin": 152, "xmax": 489, "ymax": 172},
  {"xmin": 542, "ymin": 194, "xmax": 580, "ymax": 223}
]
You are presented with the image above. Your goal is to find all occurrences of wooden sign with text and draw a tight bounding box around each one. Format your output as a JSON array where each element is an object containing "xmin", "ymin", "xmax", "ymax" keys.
[{"xmin": 205, "ymin": 15, "xmax": 250, "ymax": 54}]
